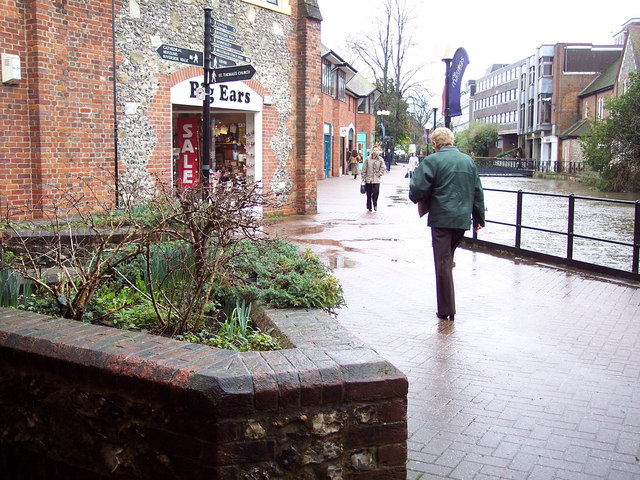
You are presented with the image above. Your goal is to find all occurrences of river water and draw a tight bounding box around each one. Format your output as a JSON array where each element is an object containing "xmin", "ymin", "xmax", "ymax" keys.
[{"xmin": 478, "ymin": 176, "xmax": 640, "ymax": 272}]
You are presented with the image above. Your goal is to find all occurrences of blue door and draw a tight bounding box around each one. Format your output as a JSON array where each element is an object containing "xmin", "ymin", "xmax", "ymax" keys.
[{"xmin": 323, "ymin": 133, "xmax": 331, "ymax": 178}]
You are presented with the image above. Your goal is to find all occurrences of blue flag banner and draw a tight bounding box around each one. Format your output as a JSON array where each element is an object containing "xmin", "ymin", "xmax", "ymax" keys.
[{"xmin": 448, "ymin": 47, "xmax": 469, "ymax": 118}]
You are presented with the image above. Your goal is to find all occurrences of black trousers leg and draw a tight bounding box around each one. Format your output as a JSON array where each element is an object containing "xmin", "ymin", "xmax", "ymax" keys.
[
  {"xmin": 431, "ymin": 227, "xmax": 466, "ymax": 316},
  {"xmin": 365, "ymin": 183, "xmax": 373, "ymax": 210},
  {"xmin": 370, "ymin": 183, "xmax": 380, "ymax": 209}
]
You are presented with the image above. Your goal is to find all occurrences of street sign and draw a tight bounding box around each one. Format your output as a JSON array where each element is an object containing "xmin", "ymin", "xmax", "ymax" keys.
[
  {"xmin": 214, "ymin": 64, "xmax": 256, "ymax": 83},
  {"xmin": 156, "ymin": 44, "xmax": 203, "ymax": 67},
  {"xmin": 213, "ymin": 46, "xmax": 251, "ymax": 64},
  {"xmin": 213, "ymin": 36, "xmax": 243, "ymax": 52},
  {"xmin": 214, "ymin": 20, "xmax": 236, "ymax": 33},
  {"xmin": 215, "ymin": 57, "xmax": 236, "ymax": 68},
  {"xmin": 213, "ymin": 28, "xmax": 237, "ymax": 42}
]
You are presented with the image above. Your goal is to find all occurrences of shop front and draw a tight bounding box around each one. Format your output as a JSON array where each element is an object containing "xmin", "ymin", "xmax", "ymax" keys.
[{"xmin": 170, "ymin": 76, "xmax": 263, "ymax": 188}]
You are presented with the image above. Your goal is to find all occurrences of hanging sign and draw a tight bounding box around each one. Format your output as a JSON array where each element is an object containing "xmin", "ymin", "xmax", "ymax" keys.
[{"xmin": 177, "ymin": 117, "xmax": 200, "ymax": 188}]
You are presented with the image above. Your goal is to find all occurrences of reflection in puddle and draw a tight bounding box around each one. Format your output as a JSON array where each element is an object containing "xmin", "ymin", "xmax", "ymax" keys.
[{"xmin": 322, "ymin": 255, "xmax": 357, "ymax": 269}]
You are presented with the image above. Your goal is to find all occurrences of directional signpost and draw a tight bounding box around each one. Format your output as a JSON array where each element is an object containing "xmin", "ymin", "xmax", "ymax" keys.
[
  {"xmin": 202, "ymin": 9, "xmax": 254, "ymax": 186},
  {"xmin": 156, "ymin": 44, "xmax": 203, "ymax": 67}
]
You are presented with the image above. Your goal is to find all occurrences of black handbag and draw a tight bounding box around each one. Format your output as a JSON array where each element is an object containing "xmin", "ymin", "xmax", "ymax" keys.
[{"xmin": 360, "ymin": 182, "xmax": 366, "ymax": 194}]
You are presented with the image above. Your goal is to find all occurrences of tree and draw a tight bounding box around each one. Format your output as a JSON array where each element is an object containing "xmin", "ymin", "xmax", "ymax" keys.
[
  {"xmin": 455, "ymin": 123, "xmax": 499, "ymax": 157},
  {"xmin": 580, "ymin": 72, "xmax": 640, "ymax": 191},
  {"xmin": 347, "ymin": 0, "xmax": 423, "ymax": 145}
]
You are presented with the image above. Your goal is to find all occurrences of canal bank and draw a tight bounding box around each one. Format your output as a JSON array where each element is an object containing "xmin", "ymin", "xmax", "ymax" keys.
[{"xmin": 267, "ymin": 165, "xmax": 640, "ymax": 479}]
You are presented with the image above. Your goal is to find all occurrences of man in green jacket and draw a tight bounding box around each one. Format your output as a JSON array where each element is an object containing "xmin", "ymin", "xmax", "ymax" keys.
[{"xmin": 409, "ymin": 127, "xmax": 485, "ymax": 321}]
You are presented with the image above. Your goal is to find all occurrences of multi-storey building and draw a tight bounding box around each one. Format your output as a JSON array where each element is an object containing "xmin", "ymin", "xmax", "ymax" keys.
[
  {"xmin": 473, "ymin": 61, "xmax": 526, "ymax": 155},
  {"xmin": 320, "ymin": 46, "xmax": 379, "ymax": 178},
  {"xmin": 1, "ymin": 0, "xmax": 324, "ymax": 220},
  {"xmin": 472, "ymin": 43, "xmax": 622, "ymax": 167}
]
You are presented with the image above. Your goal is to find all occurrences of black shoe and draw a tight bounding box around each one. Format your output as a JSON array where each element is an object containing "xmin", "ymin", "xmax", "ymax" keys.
[
  {"xmin": 368, "ymin": 208, "xmax": 372, "ymax": 212},
  {"xmin": 374, "ymin": 206, "xmax": 377, "ymax": 211},
  {"xmin": 437, "ymin": 312, "xmax": 454, "ymax": 321}
]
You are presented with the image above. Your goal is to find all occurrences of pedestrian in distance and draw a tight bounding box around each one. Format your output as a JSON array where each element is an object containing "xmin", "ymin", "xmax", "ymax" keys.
[
  {"xmin": 408, "ymin": 127, "xmax": 485, "ymax": 321},
  {"xmin": 350, "ymin": 149, "xmax": 361, "ymax": 179},
  {"xmin": 361, "ymin": 145, "xmax": 385, "ymax": 212},
  {"xmin": 384, "ymin": 147, "xmax": 393, "ymax": 171},
  {"xmin": 407, "ymin": 151, "xmax": 419, "ymax": 179}
]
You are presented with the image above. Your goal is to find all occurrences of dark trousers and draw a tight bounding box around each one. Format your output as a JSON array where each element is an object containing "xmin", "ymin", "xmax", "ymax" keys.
[
  {"xmin": 431, "ymin": 227, "xmax": 466, "ymax": 316},
  {"xmin": 365, "ymin": 183, "xmax": 380, "ymax": 210}
]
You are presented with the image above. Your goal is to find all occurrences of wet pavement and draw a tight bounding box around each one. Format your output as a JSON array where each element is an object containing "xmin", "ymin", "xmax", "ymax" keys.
[{"xmin": 266, "ymin": 166, "xmax": 640, "ymax": 479}]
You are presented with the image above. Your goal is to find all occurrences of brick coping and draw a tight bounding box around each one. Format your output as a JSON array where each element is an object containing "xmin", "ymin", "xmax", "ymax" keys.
[{"xmin": 0, "ymin": 305, "xmax": 408, "ymax": 415}]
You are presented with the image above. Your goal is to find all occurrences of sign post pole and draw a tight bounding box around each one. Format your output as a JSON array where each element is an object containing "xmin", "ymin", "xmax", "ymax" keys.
[{"xmin": 202, "ymin": 7, "xmax": 214, "ymax": 187}]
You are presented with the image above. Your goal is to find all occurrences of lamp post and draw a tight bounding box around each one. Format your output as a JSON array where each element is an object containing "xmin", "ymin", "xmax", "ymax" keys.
[
  {"xmin": 428, "ymin": 107, "xmax": 438, "ymax": 154},
  {"xmin": 442, "ymin": 45, "xmax": 454, "ymax": 130},
  {"xmin": 376, "ymin": 109, "xmax": 390, "ymax": 147}
]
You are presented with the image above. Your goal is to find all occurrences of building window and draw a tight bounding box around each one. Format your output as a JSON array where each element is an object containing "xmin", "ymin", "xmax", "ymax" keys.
[
  {"xmin": 240, "ymin": 0, "xmax": 291, "ymax": 15},
  {"xmin": 322, "ymin": 59, "xmax": 332, "ymax": 95},
  {"xmin": 527, "ymin": 99, "xmax": 534, "ymax": 128},
  {"xmin": 520, "ymin": 103, "xmax": 525, "ymax": 130},
  {"xmin": 598, "ymin": 97, "xmax": 605, "ymax": 119},
  {"xmin": 358, "ymin": 97, "xmax": 368, "ymax": 113},
  {"xmin": 337, "ymin": 70, "xmax": 346, "ymax": 101},
  {"xmin": 529, "ymin": 66, "xmax": 535, "ymax": 85},
  {"xmin": 538, "ymin": 94, "xmax": 552, "ymax": 124},
  {"xmin": 539, "ymin": 56, "xmax": 553, "ymax": 77},
  {"xmin": 521, "ymin": 73, "xmax": 526, "ymax": 92}
]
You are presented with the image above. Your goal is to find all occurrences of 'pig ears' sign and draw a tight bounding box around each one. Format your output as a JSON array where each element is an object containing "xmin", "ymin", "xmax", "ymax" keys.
[
  {"xmin": 177, "ymin": 117, "xmax": 199, "ymax": 188},
  {"xmin": 171, "ymin": 76, "xmax": 263, "ymax": 111}
]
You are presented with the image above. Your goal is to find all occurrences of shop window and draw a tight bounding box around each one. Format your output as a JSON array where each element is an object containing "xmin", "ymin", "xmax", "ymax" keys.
[{"xmin": 240, "ymin": 0, "xmax": 291, "ymax": 15}]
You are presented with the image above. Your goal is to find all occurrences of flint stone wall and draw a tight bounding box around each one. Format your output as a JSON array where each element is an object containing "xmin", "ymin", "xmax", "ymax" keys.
[{"xmin": 0, "ymin": 305, "xmax": 408, "ymax": 479}]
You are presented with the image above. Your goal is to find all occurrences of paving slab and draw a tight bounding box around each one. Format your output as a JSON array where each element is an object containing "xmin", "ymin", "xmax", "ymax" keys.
[{"xmin": 266, "ymin": 165, "xmax": 640, "ymax": 479}]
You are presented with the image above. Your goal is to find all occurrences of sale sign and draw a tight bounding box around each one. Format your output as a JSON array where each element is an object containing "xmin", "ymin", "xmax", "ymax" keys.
[{"xmin": 177, "ymin": 117, "xmax": 199, "ymax": 188}]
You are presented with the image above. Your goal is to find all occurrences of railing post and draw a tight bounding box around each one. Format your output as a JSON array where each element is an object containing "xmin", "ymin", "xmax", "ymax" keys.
[
  {"xmin": 567, "ymin": 194, "xmax": 575, "ymax": 261},
  {"xmin": 633, "ymin": 200, "xmax": 640, "ymax": 274},
  {"xmin": 515, "ymin": 190, "xmax": 523, "ymax": 248}
]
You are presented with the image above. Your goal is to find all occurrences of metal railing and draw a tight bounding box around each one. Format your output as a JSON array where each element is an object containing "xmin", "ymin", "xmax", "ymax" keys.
[
  {"xmin": 474, "ymin": 158, "xmax": 585, "ymax": 174},
  {"xmin": 467, "ymin": 188, "xmax": 640, "ymax": 281}
]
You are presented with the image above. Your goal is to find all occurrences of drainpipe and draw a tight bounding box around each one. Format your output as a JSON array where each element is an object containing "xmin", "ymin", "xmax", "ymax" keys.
[{"xmin": 111, "ymin": 0, "xmax": 119, "ymax": 209}]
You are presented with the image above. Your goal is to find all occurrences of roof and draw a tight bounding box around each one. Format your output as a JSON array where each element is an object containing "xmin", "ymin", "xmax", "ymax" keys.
[
  {"xmin": 559, "ymin": 118, "xmax": 591, "ymax": 139},
  {"xmin": 321, "ymin": 44, "xmax": 357, "ymax": 82},
  {"xmin": 579, "ymin": 57, "xmax": 621, "ymax": 97},
  {"xmin": 346, "ymin": 72, "xmax": 378, "ymax": 97}
]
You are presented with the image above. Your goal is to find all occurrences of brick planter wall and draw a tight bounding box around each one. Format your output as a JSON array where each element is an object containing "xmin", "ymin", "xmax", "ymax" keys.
[{"xmin": 0, "ymin": 306, "xmax": 408, "ymax": 479}]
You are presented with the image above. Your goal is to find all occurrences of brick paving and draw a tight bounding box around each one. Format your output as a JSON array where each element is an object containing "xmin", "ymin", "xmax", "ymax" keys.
[{"xmin": 266, "ymin": 166, "xmax": 640, "ymax": 479}]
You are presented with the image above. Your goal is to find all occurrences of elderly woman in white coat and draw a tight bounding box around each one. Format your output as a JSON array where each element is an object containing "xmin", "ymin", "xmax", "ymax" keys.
[{"xmin": 360, "ymin": 145, "xmax": 385, "ymax": 212}]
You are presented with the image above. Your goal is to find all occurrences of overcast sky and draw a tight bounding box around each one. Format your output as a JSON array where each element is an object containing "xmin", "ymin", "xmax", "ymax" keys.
[{"xmin": 316, "ymin": 0, "xmax": 638, "ymax": 97}]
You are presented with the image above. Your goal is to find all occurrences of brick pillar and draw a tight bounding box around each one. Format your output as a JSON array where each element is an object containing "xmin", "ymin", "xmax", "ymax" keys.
[{"xmin": 293, "ymin": 0, "xmax": 322, "ymax": 214}]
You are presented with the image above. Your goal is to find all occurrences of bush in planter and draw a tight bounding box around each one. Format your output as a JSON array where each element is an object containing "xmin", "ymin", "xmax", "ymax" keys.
[{"xmin": 1, "ymin": 177, "xmax": 342, "ymax": 350}]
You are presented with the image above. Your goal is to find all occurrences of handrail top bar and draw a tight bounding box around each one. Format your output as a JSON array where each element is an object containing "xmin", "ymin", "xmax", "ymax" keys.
[{"xmin": 484, "ymin": 187, "xmax": 638, "ymax": 206}]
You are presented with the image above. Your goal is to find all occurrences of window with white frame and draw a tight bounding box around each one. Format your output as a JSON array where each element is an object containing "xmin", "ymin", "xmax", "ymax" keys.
[
  {"xmin": 539, "ymin": 56, "xmax": 553, "ymax": 77},
  {"xmin": 240, "ymin": 0, "xmax": 291, "ymax": 15},
  {"xmin": 598, "ymin": 97, "xmax": 605, "ymax": 119}
]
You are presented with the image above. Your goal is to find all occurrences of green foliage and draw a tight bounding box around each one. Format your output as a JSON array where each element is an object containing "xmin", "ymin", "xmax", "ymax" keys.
[
  {"xmin": 580, "ymin": 72, "xmax": 640, "ymax": 191},
  {"xmin": 0, "ymin": 251, "xmax": 31, "ymax": 308},
  {"xmin": 455, "ymin": 123, "xmax": 499, "ymax": 157},
  {"xmin": 230, "ymin": 240, "xmax": 345, "ymax": 312}
]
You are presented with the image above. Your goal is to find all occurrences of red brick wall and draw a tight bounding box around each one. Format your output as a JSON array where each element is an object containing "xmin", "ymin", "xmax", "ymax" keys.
[
  {"xmin": 0, "ymin": 0, "xmax": 30, "ymax": 218},
  {"xmin": 0, "ymin": 1, "xmax": 118, "ymax": 219}
]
